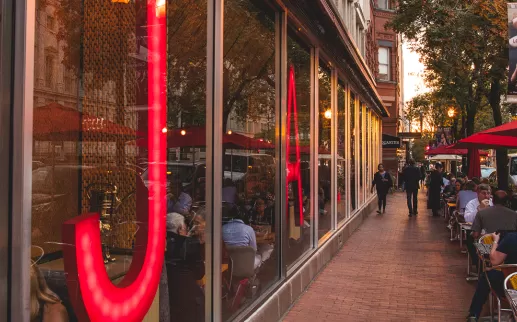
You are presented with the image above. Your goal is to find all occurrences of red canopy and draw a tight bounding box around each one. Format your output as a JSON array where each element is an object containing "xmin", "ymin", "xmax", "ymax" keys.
[
  {"xmin": 136, "ymin": 126, "xmax": 274, "ymax": 149},
  {"xmin": 425, "ymin": 144, "xmax": 488, "ymax": 156},
  {"xmin": 467, "ymin": 148, "xmax": 481, "ymax": 178},
  {"xmin": 34, "ymin": 103, "xmax": 137, "ymax": 141},
  {"xmin": 453, "ymin": 133, "xmax": 517, "ymax": 149},
  {"xmin": 478, "ymin": 120, "xmax": 517, "ymax": 137}
]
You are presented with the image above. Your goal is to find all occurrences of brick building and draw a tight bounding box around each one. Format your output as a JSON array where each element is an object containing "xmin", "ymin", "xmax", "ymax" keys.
[{"xmin": 372, "ymin": 0, "xmax": 403, "ymax": 173}]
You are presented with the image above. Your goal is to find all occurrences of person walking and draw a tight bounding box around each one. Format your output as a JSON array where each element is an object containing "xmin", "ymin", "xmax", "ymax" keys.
[
  {"xmin": 371, "ymin": 163, "xmax": 393, "ymax": 214},
  {"xmin": 403, "ymin": 159, "xmax": 421, "ymax": 217},
  {"xmin": 420, "ymin": 163, "xmax": 427, "ymax": 188},
  {"xmin": 428, "ymin": 163, "xmax": 444, "ymax": 217}
]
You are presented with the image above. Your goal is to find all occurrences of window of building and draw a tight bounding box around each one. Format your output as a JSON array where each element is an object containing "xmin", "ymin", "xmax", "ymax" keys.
[
  {"xmin": 337, "ymin": 82, "xmax": 347, "ymax": 223},
  {"xmin": 376, "ymin": 0, "xmax": 391, "ymax": 10},
  {"xmin": 350, "ymin": 92, "xmax": 356, "ymax": 211},
  {"xmin": 378, "ymin": 47, "xmax": 390, "ymax": 81},
  {"xmin": 318, "ymin": 62, "xmax": 332, "ymax": 240},
  {"xmin": 44, "ymin": 55, "xmax": 54, "ymax": 88},
  {"xmin": 63, "ymin": 69, "xmax": 72, "ymax": 92},
  {"xmin": 285, "ymin": 30, "xmax": 313, "ymax": 269}
]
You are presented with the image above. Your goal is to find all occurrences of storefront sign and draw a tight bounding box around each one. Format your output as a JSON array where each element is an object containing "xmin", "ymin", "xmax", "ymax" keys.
[
  {"xmin": 62, "ymin": 3, "xmax": 166, "ymax": 321},
  {"xmin": 382, "ymin": 134, "xmax": 401, "ymax": 149},
  {"xmin": 286, "ymin": 66, "xmax": 303, "ymax": 226}
]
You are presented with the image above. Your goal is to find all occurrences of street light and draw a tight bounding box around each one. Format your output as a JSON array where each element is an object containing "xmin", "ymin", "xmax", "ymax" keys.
[
  {"xmin": 447, "ymin": 107, "xmax": 456, "ymax": 118},
  {"xmin": 324, "ymin": 109, "xmax": 332, "ymax": 119}
]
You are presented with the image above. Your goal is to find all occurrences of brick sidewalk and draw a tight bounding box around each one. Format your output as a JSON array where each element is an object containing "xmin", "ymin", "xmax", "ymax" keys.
[{"xmin": 283, "ymin": 190, "xmax": 476, "ymax": 322}]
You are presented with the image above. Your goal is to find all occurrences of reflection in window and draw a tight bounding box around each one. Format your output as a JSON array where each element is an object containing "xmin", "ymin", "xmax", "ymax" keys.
[
  {"xmin": 337, "ymin": 83, "xmax": 347, "ymax": 223},
  {"xmin": 359, "ymin": 103, "xmax": 364, "ymax": 206},
  {"xmin": 378, "ymin": 47, "xmax": 390, "ymax": 81},
  {"xmin": 350, "ymin": 93, "xmax": 356, "ymax": 211},
  {"xmin": 318, "ymin": 63, "xmax": 332, "ymax": 239},
  {"xmin": 221, "ymin": 1, "xmax": 277, "ymax": 320},
  {"xmin": 285, "ymin": 32, "xmax": 312, "ymax": 269}
]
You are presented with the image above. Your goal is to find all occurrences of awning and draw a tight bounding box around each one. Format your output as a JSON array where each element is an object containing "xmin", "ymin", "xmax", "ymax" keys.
[
  {"xmin": 478, "ymin": 120, "xmax": 517, "ymax": 137},
  {"xmin": 382, "ymin": 134, "xmax": 401, "ymax": 149},
  {"xmin": 425, "ymin": 144, "xmax": 488, "ymax": 156},
  {"xmin": 34, "ymin": 102, "xmax": 138, "ymax": 141},
  {"xmin": 452, "ymin": 133, "xmax": 517, "ymax": 149}
]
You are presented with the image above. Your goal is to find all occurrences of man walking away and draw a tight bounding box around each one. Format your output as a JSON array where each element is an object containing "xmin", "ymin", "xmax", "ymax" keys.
[
  {"xmin": 420, "ymin": 163, "xmax": 427, "ymax": 188},
  {"xmin": 428, "ymin": 163, "xmax": 444, "ymax": 217},
  {"xmin": 403, "ymin": 159, "xmax": 422, "ymax": 217},
  {"xmin": 371, "ymin": 163, "xmax": 393, "ymax": 214}
]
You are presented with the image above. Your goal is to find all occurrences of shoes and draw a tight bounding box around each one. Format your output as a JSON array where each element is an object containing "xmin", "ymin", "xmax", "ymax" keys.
[
  {"xmin": 414, "ymin": 211, "xmax": 418, "ymax": 216},
  {"xmin": 465, "ymin": 315, "xmax": 477, "ymax": 322},
  {"xmin": 408, "ymin": 213, "xmax": 412, "ymax": 217},
  {"xmin": 376, "ymin": 210, "xmax": 381, "ymax": 214}
]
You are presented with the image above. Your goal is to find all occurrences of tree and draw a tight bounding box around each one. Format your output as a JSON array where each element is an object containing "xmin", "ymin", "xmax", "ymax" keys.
[{"xmin": 390, "ymin": 0, "xmax": 511, "ymax": 189}]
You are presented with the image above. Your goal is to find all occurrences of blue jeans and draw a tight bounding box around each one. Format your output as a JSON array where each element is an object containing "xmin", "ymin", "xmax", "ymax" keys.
[{"xmin": 468, "ymin": 270, "xmax": 505, "ymax": 318}]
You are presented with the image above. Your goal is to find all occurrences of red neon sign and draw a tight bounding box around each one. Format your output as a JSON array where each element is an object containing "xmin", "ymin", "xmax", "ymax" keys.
[
  {"xmin": 62, "ymin": 1, "xmax": 166, "ymax": 321},
  {"xmin": 286, "ymin": 66, "xmax": 304, "ymax": 225}
]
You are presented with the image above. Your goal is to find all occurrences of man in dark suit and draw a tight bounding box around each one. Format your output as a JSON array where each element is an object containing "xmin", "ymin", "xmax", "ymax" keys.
[{"xmin": 403, "ymin": 159, "xmax": 422, "ymax": 217}]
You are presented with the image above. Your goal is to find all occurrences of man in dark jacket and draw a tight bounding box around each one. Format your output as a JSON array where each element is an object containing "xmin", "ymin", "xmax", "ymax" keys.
[
  {"xmin": 403, "ymin": 159, "xmax": 422, "ymax": 217},
  {"xmin": 428, "ymin": 163, "xmax": 444, "ymax": 216},
  {"xmin": 371, "ymin": 163, "xmax": 393, "ymax": 214}
]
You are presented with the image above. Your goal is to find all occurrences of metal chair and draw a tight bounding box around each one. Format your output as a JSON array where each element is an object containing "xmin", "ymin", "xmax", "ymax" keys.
[
  {"xmin": 225, "ymin": 246, "xmax": 257, "ymax": 312},
  {"xmin": 485, "ymin": 264, "xmax": 517, "ymax": 322},
  {"xmin": 504, "ymin": 272, "xmax": 517, "ymax": 321}
]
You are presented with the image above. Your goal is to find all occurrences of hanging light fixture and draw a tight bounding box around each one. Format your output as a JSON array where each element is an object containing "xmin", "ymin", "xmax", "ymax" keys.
[{"xmin": 156, "ymin": 0, "xmax": 166, "ymax": 18}]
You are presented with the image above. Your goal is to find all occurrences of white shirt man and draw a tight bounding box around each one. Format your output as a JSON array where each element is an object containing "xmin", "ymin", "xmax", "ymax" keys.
[{"xmin": 464, "ymin": 184, "xmax": 493, "ymax": 223}]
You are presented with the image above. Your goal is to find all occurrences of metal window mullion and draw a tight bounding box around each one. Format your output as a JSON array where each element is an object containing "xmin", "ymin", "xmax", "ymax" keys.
[
  {"xmin": 312, "ymin": 49, "xmax": 319, "ymax": 247},
  {"xmin": 11, "ymin": 0, "xmax": 35, "ymax": 320},
  {"xmin": 276, "ymin": 10, "xmax": 287, "ymax": 279},
  {"xmin": 205, "ymin": 0, "xmax": 223, "ymax": 320}
]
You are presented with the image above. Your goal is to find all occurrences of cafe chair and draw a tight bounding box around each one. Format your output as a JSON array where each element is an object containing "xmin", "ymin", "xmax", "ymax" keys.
[
  {"xmin": 226, "ymin": 246, "xmax": 258, "ymax": 312},
  {"xmin": 485, "ymin": 264, "xmax": 517, "ymax": 322},
  {"xmin": 504, "ymin": 272, "xmax": 517, "ymax": 321}
]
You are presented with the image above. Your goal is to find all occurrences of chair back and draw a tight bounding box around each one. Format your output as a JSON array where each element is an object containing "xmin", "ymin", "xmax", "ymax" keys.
[
  {"xmin": 226, "ymin": 246, "xmax": 256, "ymax": 278},
  {"xmin": 479, "ymin": 234, "xmax": 494, "ymax": 245},
  {"xmin": 505, "ymin": 272, "xmax": 517, "ymax": 290}
]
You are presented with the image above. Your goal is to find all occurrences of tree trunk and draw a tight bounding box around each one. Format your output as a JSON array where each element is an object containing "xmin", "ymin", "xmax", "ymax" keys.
[{"xmin": 488, "ymin": 79, "xmax": 509, "ymax": 191}]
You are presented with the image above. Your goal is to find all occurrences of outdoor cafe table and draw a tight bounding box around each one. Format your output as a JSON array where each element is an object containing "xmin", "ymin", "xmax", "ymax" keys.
[{"xmin": 506, "ymin": 289, "xmax": 517, "ymax": 320}]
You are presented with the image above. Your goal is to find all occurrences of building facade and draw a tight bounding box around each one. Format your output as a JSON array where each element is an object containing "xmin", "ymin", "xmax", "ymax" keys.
[
  {"xmin": 372, "ymin": 0, "xmax": 402, "ymax": 173},
  {"xmin": 1, "ymin": 0, "xmax": 387, "ymax": 321}
]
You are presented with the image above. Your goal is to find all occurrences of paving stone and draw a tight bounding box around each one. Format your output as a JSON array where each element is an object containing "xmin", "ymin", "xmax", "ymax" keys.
[{"xmin": 282, "ymin": 190, "xmax": 477, "ymax": 322}]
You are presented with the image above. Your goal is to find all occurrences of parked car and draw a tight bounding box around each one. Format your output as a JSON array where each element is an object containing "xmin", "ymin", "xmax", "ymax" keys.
[
  {"xmin": 488, "ymin": 170, "xmax": 517, "ymax": 187},
  {"xmin": 480, "ymin": 166, "xmax": 496, "ymax": 179}
]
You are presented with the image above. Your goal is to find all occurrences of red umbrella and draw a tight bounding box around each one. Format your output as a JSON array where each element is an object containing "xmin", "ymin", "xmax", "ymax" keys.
[
  {"xmin": 467, "ymin": 148, "xmax": 481, "ymax": 178},
  {"xmin": 478, "ymin": 120, "xmax": 517, "ymax": 137},
  {"xmin": 34, "ymin": 103, "xmax": 137, "ymax": 141},
  {"xmin": 425, "ymin": 144, "xmax": 488, "ymax": 156},
  {"xmin": 453, "ymin": 133, "xmax": 517, "ymax": 149}
]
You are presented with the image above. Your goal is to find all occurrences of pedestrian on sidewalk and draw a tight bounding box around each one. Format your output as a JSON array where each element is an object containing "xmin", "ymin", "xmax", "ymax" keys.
[
  {"xmin": 403, "ymin": 159, "xmax": 421, "ymax": 217},
  {"xmin": 371, "ymin": 163, "xmax": 393, "ymax": 214},
  {"xmin": 428, "ymin": 163, "xmax": 444, "ymax": 216}
]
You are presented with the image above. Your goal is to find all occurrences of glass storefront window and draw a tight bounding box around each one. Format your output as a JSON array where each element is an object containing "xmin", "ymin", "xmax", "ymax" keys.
[
  {"xmin": 366, "ymin": 108, "xmax": 370, "ymax": 199},
  {"xmin": 337, "ymin": 82, "xmax": 347, "ymax": 223},
  {"xmin": 317, "ymin": 63, "xmax": 332, "ymax": 240},
  {"xmin": 350, "ymin": 93, "xmax": 356, "ymax": 211},
  {"xmin": 31, "ymin": 1, "xmax": 207, "ymax": 321},
  {"xmin": 285, "ymin": 32, "xmax": 313, "ymax": 269},
  {"xmin": 359, "ymin": 102, "xmax": 364, "ymax": 206},
  {"xmin": 221, "ymin": 1, "xmax": 278, "ymax": 319}
]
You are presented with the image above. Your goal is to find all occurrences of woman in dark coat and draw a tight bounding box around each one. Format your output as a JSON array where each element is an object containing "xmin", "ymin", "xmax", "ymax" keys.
[
  {"xmin": 428, "ymin": 163, "xmax": 444, "ymax": 216},
  {"xmin": 371, "ymin": 163, "xmax": 393, "ymax": 214}
]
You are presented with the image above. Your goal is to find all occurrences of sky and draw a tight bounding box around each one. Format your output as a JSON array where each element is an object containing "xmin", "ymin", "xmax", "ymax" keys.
[{"xmin": 402, "ymin": 41, "xmax": 427, "ymax": 104}]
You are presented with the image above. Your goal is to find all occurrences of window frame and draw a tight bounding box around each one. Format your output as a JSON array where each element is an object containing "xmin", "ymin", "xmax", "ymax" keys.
[{"xmin": 378, "ymin": 46, "xmax": 390, "ymax": 81}]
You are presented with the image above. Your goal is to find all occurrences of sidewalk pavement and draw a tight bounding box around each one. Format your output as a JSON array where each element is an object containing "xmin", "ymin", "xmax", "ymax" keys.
[{"xmin": 282, "ymin": 190, "xmax": 477, "ymax": 322}]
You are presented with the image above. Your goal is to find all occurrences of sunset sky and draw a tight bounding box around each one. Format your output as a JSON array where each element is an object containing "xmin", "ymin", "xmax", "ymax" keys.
[{"xmin": 402, "ymin": 41, "xmax": 428, "ymax": 104}]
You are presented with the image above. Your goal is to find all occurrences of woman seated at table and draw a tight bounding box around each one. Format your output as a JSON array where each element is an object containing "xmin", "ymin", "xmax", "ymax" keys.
[
  {"xmin": 30, "ymin": 263, "xmax": 69, "ymax": 322},
  {"xmin": 165, "ymin": 212, "xmax": 205, "ymax": 322}
]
